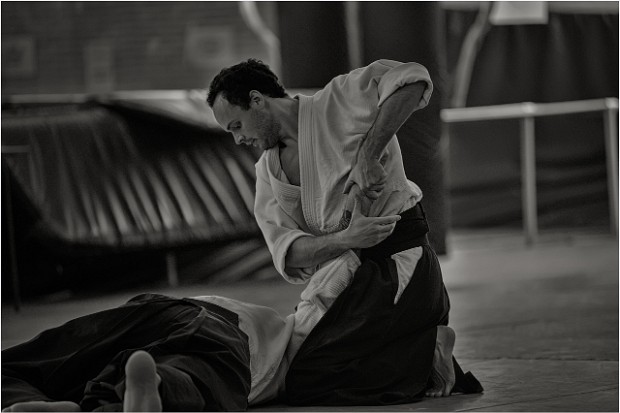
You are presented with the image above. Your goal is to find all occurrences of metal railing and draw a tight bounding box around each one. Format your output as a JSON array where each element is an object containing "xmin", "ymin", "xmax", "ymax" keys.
[{"xmin": 441, "ymin": 98, "xmax": 619, "ymax": 244}]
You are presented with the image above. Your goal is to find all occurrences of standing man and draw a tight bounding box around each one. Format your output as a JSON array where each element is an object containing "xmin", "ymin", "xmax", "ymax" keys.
[{"xmin": 208, "ymin": 58, "xmax": 481, "ymax": 405}]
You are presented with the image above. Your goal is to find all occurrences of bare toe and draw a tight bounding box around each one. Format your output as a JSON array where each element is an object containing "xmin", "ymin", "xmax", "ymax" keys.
[{"xmin": 123, "ymin": 351, "xmax": 162, "ymax": 412}]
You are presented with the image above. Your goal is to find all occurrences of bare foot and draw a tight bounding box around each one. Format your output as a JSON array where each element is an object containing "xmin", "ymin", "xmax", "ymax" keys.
[
  {"xmin": 425, "ymin": 325, "xmax": 456, "ymax": 398},
  {"xmin": 2, "ymin": 401, "xmax": 81, "ymax": 412},
  {"xmin": 123, "ymin": 351, "xmax": 163, "ymax": 412}
]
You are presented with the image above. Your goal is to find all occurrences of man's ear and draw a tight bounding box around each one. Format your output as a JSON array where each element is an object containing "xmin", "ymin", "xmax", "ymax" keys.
[{"xmin": 249, "ymin": 90, "xmax": 265, "ymax": 108}]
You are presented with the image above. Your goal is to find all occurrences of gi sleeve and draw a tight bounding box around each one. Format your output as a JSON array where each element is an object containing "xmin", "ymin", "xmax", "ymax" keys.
[
  {"xmin": 374, "ymin": 59, "xmax": 434, "ymax": 108},
  {"xmin": 254, "ymin": 162, "xmax": 314, "ymax": 284},
  {"xmin": 330, "ymin": 59, "xmax": 433, "ymax": 111}
]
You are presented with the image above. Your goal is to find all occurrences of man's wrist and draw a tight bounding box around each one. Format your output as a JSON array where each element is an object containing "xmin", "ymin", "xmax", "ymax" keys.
[{"xmin": 332, "ymin": 230, "xmax": 352, "ymax": 251}]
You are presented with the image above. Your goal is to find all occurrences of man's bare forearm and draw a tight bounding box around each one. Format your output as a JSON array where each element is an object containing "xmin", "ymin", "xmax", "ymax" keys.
[
  {"xmin": 285, "ymin": 192, "xmax": 402, "ymax": 269},
  {"xmin": 361, "ymin": 81, "xmax": 427, "ymax": 159},
  {"xmin": 285, "ymin": 232, "xmax": 351, "ymax": 269}
]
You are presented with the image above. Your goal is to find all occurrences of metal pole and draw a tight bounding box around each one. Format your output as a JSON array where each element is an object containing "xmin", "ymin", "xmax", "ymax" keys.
[
  {"xmin": 3, "ymin": 162, "xmax": 22, "ymax": 311},
  {"xmin": 166, "ymin": 252, "xmax": 179, "ymax": 288},
  {"xmin": 603, "ymin": 108, "xmax": 618, "ymax": 235},
  {"xmin": 344, "ymin": 2, "xmax": 363, "ymax": 70},
  {"xmin": 520, "ymin": 117, "xmax": 538, "ymax": 245}
]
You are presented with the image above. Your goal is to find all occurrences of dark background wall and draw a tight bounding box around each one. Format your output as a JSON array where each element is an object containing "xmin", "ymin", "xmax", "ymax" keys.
[
  {"xmin": 444, "ymin": 10, "xmax": 618, "ymax": 228},
  {"xmin": 1, "ymin": 2, "xmax": 270, "ymax": 93},
  {"xmin": 277, "ymin": 2, "xmax": 349, "ymax": 88}
]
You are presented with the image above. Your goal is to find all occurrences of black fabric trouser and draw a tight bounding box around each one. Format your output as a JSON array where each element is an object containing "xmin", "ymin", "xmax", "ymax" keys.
[
  {"xmin": 285, "ymin": 203, "xmax": 482, "ymax": 406},
  {"xmin": 1, "ymin": 294, "xmax": 251, "ymax": 412}
]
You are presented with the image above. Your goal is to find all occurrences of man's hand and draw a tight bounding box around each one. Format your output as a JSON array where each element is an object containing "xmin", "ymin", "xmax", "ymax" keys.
[
  {"xmin": 344, "ymin": 183, "xmax": 372, "ymax": 217},
  {"xmin": 340, "ymin": 186, "xmax": 400, "ymax": 249},
  {"xmin": 285, "ymin": 184, "xmax": 399, "ymax": 269},
  {"xmin": 343, "ymin": 151, "xmax": 388, "ymax": 201}
]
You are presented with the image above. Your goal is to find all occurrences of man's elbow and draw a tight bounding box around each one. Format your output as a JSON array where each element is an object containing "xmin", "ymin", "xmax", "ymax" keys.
[
  {"xmin": 283, "ymin": 265, "xmax": 314, "ymax": 283},
  {"xmin": 404, "ymin": 81, "xmax": 428, "ymax": 101}
]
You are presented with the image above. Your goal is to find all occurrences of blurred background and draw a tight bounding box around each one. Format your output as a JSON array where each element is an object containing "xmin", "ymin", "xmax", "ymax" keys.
[{"xmin": 1, "ymin": 1, "xmax": 618, "ymax": 304}]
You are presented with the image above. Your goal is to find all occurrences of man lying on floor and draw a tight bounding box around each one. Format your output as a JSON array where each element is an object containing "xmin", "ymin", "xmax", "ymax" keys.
[
  {"xmin": 2, "ymin": 285, "xmax": 479, "ymax": 412},
  {"xmin": 2, "ymin": 58, "xmax": 482, "ymax": 412}
]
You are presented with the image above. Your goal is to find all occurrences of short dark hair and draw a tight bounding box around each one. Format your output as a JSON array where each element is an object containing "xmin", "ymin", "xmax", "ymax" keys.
[{"xmin": 207, "ymin": 59, "xmax": 286, "ymax": 109}]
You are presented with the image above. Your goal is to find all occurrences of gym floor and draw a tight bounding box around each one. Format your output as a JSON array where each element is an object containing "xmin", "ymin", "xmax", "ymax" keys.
[{"xmin": 2, "ymin": 229, "xmax": 618, "ymax": 412}]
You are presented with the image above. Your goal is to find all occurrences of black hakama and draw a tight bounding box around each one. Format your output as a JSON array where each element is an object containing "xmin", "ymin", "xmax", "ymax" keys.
[
  {"xmin": 285, "ymin": 203, "xmax": 482, "ymax": 405},
  {"xmin": 2, "ymin": 294, "xmax": 251, "ymax": 411}
]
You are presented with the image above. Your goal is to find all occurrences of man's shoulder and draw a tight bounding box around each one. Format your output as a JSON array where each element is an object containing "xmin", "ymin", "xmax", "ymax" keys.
[
  {"xmin": 366, "ymin": 59, "xmax": 405, "ymax": 68},
  {"xmin": 346, "ymin": 59, "xmax": 406, "ymax": 76},
  {"xmin": 327, "ymin": 59, "xmax": 409, "ymax": 86},
  {"xmin": 311, "ymin": 59, "xmax": 424, "ymax": 105},
  {"xmin": 315, "ymin": 60, "xmax": 396, "ymax": 95}
]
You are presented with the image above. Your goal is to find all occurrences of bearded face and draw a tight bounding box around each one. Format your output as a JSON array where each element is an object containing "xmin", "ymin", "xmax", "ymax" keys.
[
  {"xmin": 249, "ymin": 108, "xmax": 282, "ymax": 150},
  {"xmin": 212, "ymin": 94, "xmax": 283, "ymax": 151}
]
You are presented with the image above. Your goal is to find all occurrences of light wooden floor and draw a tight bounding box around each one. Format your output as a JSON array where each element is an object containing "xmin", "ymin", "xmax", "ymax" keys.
[{"xmin": 2, "ymin": 229, "xmax": 618, "ymax": 411}]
